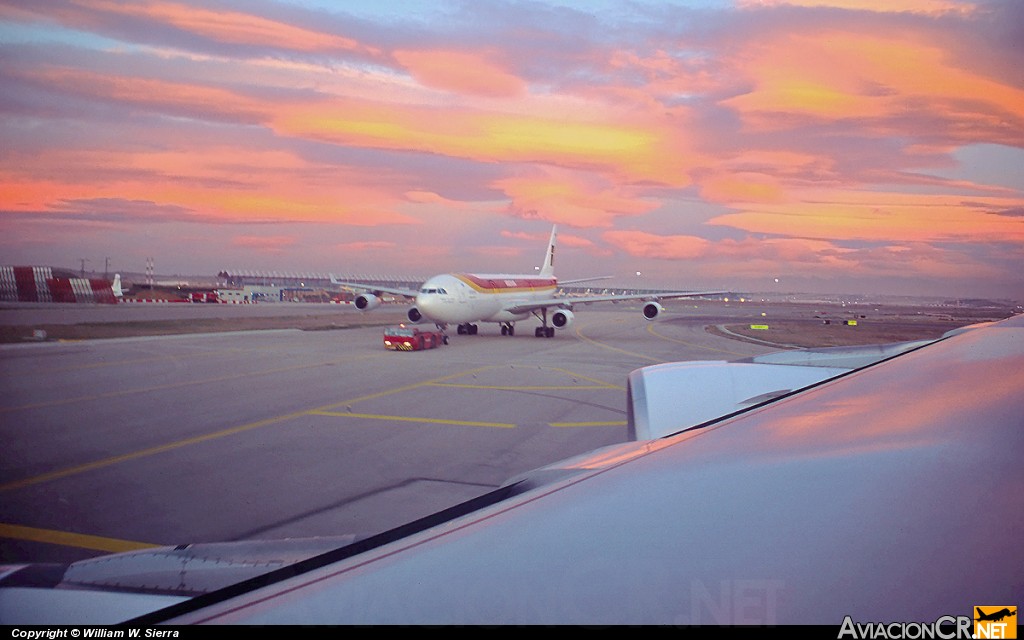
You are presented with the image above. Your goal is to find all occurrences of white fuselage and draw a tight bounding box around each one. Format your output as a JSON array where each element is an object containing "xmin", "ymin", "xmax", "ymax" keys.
[{"xmin": 414, "ymin": 273, "xmax": 556, "ymax": 325}]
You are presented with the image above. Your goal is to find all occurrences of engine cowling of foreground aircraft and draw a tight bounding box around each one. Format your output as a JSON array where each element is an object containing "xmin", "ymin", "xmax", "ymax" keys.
[
  {"xmin": 552, "ymin": 309, "xmax": 575, "ymax": 329},
  {"xmin": 407, "ymin": 307, "xmax": 423, "ymax": 323},
  {"xmin": 354, "ymin": 294, "xmax": 382, "ymax": 311},
  {"xmin": 642, "ymin": 301, "xmax": 663, "ymax": 320}
]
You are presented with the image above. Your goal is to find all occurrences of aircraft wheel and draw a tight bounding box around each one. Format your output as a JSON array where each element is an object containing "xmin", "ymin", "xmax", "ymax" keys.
[
  {"xmin": 509, "ymin": 325, "xmax": 515, "ymax": 336},
  {"xmin": 501, "ymin": 325, "xmax": 508, "ymax": 336},
  {"xmin": 546, "ymin": 327, "xmax": 555, "ymax": 338},
  {"xmin": 535, "ymin": 327, "xmax": 544, "ymax": 338},
  {"xmin": 457, "ymin": 324, "xmax": 466, "ymax": 335}
]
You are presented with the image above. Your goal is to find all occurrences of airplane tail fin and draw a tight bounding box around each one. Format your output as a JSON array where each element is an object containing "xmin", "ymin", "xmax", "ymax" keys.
[
  {"xmin": 112, "ymin": 274, "xmax": 123, "ymax": 297},
  {"xmin": 540, "ymin": 225, "xmax": 556, "ymax": 277}
]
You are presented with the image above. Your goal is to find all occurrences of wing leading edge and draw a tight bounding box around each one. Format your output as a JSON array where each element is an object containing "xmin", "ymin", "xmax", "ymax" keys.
[
  {"xmin": 503, "ymin": 289, "xmax": 725, "ymax": 315},
  {"xmin": 328, "ymin": 275, "xmax": 418, "ymax": 299}
]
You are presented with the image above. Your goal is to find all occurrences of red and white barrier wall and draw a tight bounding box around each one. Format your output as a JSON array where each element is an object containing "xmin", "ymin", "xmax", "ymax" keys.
[{"xmin": 0, "ymin": 266, "xmax": 119, "ymax": 304}]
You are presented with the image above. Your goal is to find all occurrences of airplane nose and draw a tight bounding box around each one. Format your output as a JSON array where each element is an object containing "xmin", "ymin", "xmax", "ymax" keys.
[
  {"xmin": 415, "ymin": 293, "xmax": 435, "ymax": 317},
  {"xmin": 416, "ymin": 291, "xmax": 450, "ymax": 323}
]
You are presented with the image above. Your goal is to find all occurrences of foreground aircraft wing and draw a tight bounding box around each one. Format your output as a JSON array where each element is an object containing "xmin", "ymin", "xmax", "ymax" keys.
[
  {"xmin": 627, "ymin": 338, "xmax": 937, "ymax": 439},
  {"xmin": 504, "ymin": 289, "xmax": 725, "ymax": 315},
  {"xmin": 3, "ymin": 315, "xmax": 1021, "ymax": 625}
]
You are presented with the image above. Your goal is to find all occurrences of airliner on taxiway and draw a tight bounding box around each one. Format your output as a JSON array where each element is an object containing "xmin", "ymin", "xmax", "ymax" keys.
[{"xmin": 331, "ymin": 226, "xmax": 722, "ymax": 337}]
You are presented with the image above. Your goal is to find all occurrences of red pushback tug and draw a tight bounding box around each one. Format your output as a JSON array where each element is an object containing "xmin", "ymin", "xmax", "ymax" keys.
[{"xmin": 383, "ymin": 325, "xmax": 448, "ymax": 351}]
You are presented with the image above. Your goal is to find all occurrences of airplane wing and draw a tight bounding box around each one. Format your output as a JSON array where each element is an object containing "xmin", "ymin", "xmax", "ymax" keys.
[
  {"xmin": 504, "ymin": 289, "xmax": 725, "ymax": 315},
  {"xmin": 627, "ymin": 338, "xmax": 935, "ymax": 439},
  {"xmin": 3, "ymin": 315, "xmax": 1021, "ymax": 625},
  {"xmin": 329, "ymin": 276, "xmax": 419, "ymax": 299},
  {"xmin": 557, "ymin": 275, "xmax": 615, "ymax": 285}
]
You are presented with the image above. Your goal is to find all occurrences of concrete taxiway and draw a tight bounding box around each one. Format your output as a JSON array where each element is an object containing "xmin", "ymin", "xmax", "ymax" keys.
[{"xmin": 0, "ymin": 302, "xmax": 795, "ymax": 564}]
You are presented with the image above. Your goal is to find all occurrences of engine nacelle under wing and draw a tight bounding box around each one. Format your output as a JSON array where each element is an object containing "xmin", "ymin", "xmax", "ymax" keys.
[
  {"xmin": 627, "ymin": 361, "xmax": 851, "ymax": 440},
  {"xmin": 406, "ymin": 307, "xmax": 423, "ymax": 323},
  {"xmin": 642, "ymin": 301, "xmax": 663, "ymax": 320},
  {"xmin": 552, "ymin": 309, "xmax": 575, "ymax": 329},
  {"xmin": 354, "ymin": 294, "xmax": 381, "ymax": 311}
]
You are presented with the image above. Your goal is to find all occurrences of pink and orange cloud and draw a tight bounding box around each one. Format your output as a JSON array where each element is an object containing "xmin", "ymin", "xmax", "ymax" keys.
[{"xmin": 1, "ymin": 0, "xmax": 1021, "ymax": 297}]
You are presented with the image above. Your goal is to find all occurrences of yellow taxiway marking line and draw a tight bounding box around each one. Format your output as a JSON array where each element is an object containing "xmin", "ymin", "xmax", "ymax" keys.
[
  {"xmin": 430, "ymin": 383, "xmax": 610, "ymax": 390},
  {"xmin": 0, "ymin": 366, "xmax": 495, "ymax": 493},
  {"xmin": 427, "ymin": 366, "xmax": 622, "ymax": 391},
  {"xmin": 19, "ymin": 343, "xmax": 272, "ymax": 375},
  {"xmin": 0, "ymin": 356, "xmax": 383, "ymax": 414},
  {"xmin": 573, "ymin": 315, "xmax": 755, "ymax": 360},
  {"xmin": 547, "ymin": 367, "xmax": 624, "ymax": 390},
  {"xmin": 313, "ymin": 366, "xmax": 493, "ymax": 412},
  {"xmin": 23, "ymin": 353, "xmax": 206, "ymax": 375},
  {"xmin": 573, "ymin": 324, "xmax": 665, "ymax": 364},
  {"xmin": 309, "ymin": 411, "xmax": 515, "ymax": 429},
  {"xmin": 311, "ymin": 365, "xmax": 621, "ymax": 429},
  {"xmin": 0, "ymin": 408, "xmax": 316, "ymax": 492},
  {"xmin": 645, "ymin": 323, "xmax": 751, "ymax": 357},
  {"xmin": 0, "ymin": 523, "xmax": 157, "ymax": 553},
  {"xmin": 549, "ymin": 421, "xmax": 627, "ymax": 428}
]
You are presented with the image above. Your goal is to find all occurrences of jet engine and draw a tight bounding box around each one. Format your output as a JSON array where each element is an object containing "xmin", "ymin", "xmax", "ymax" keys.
[
  {"xmin": 642, "ymin": 301, "xmax": 663, "ymax": 320},
  {"xmin": 552, "ymin": 309, "xmax": 575, "ymax": 329},
  {"xmin": 407, "ymin": 307, "xmax": 424, "ymax": 323},
  {"xmin": 354, "ymin": 294, "xmax": 381, "ymax": 311}
]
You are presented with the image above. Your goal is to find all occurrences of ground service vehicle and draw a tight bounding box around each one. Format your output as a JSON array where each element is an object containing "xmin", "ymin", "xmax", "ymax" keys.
[{"xmin": 383, "ymin": 325, "xmax": 447, "ymax": 351}]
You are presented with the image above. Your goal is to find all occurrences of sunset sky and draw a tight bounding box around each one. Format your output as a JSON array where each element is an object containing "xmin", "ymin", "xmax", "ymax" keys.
[{"xmin": 2, "ymin": 0, "xmax": 1022, "ymax": 298}]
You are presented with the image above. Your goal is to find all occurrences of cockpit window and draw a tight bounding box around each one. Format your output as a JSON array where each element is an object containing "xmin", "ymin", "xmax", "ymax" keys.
[{"xmin": 419, "ymin": 288, "xmax": 447, "ymax": 295}]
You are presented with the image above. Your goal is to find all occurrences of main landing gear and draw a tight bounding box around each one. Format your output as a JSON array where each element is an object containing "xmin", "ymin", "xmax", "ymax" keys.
[
  {"xmin": 532, "ymin": 309, "xmax": 555, "ymax": 338},
  {"xmin": 457, "ymin": 320, "xmax": 553, "ymax": 337}
]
